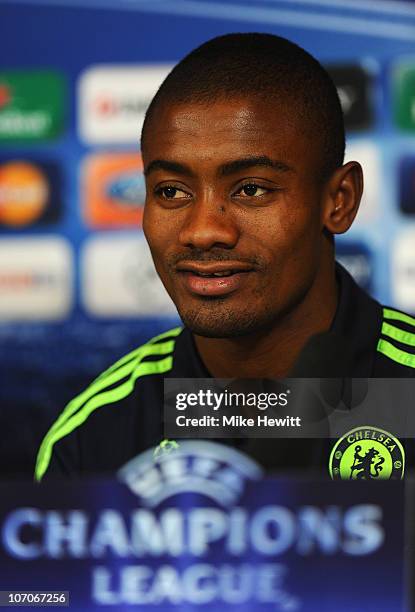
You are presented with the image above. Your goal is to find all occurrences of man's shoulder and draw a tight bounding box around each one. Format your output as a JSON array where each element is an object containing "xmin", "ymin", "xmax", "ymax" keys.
[
  {"xmin": 62, "ymin": 324, "xmax": 183, "ymax": 418},
  {"xmin": 375, "ymin": 306, "xmax": 415, "ymax": 375},
  {"xmin": 35, "ymin": 326, "xmax": 183, "ymax": 482},
  {"xmin": 94, "ymin": 326, "xmax": 183, "ymax": 384}
]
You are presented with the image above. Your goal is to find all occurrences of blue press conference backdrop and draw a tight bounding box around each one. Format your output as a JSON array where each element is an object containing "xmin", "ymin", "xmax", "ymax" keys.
[{"xmin": 0, "ymin": 0, "xmax": 415, "ymax": 475}]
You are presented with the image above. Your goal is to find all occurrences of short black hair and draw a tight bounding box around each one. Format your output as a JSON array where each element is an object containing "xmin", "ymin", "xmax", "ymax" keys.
[{"xmin": 141, "ymin": 32, "xmax": 345, "ymax": 180}]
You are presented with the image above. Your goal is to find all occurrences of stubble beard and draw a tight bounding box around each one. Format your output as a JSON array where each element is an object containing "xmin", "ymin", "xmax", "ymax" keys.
[{"xmin": 177, "ymin": 298, "xmax": 278, "ymax": 338}]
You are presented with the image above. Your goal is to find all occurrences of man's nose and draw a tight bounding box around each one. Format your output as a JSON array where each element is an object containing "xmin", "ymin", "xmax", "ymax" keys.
[{"xmin": 178, "ymin": 195, "xmax": 239, "ymax": 250}]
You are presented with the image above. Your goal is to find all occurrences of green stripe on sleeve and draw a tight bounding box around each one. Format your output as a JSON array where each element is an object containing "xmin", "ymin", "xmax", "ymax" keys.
[
  {"xmin": 35, "ymin": 355, "xmax": 173, "ymax": 483},
  {"xmin": 377, "ymin": 338, "xmax": 415, "ymax": 369},
  {"xmin": 383, "ymin": 308, "xmax": 415, "ymax": 328},
  {"xmin": 45, "ymin": 358, "xmax": 138, "ymax": 438},
  {"xmin": 382, "ymin": 322, "xmax": 415, "ymax": 347},
  {"xmin": 44, "ymin": 339, "xmax": 176, "ymax": 443},
  {"xmin": 148, "ymin": 326, "xmax": 182, "ymax": 344},
  {"xmin": 96, "ymin": 326, "xmax": 182, "ymax": 381}
]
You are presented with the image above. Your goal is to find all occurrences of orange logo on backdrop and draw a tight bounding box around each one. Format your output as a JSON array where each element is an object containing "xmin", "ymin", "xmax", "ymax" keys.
[
  {"xmin": 0, "ymin": 84, "xmax": 12, "ymax": 109},
  {"xmin": 83, "ymin": 152, "xmax": 145, "ymax": 228},
  {"xmin": 0, "ymin": 160, "xmax": 49, "ymax": 226}
]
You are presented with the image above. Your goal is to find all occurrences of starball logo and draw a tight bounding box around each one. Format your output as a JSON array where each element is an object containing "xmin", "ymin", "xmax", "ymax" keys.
[{"xmin": 118, "ymin": 440, "xmax": 263, "ymax": 507}]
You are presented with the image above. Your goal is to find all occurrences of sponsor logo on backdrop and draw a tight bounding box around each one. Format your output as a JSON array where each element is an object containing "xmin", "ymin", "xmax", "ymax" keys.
[
  {"xmin": 329, "ymin": 426, "xmax": 404, "ymax": 480},
  {"xmin": 81, "ymin": 233, "xmax": 177, "ymax": 317},
  {"xmin": 392, "ymin": 229, "xmax": 415, "ymax": 311},
  {"xmin": 344, "ymin": 140, "xmax": 380, "ymax": 223},
  {"xmin": 82, "ymin": 152, "xmax": 145, "ymax": 228},
  {"xmin": 0, "ymin": 71, "xmax": 65, "ymax": 142},
  {"xmin": 0, "ymin": 237, "xmax": 73, "ymax": 320},
  {"xmin": 336, "ymin": 241, "xmax": 373, "ymax": 291},
  {"xmin": 326, "ymin": 64, "xmax": 374, "ymax": 131},
  {"xmin": 0, "ymin": 159, "xmax": 61, "ymax": 227},
  {"xmin": 399, "ymin": 155, "xmax": 415, "ymax": 214},
  {"xmin": 0, "ymin": 160, "xmax": 48, "ymax": 226},
  {"xmin": 78, "ymin": 65, "xmax": 172, "ymax": 144},
  {"xmin": 393, "ymin": 59, "xmax": 415, "ymax": 131}
]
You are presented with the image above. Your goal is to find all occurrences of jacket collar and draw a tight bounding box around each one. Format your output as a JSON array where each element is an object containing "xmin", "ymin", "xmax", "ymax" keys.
[{"xmin": 330, "ymin": 262, "xmax": 382, "ymax": 376}]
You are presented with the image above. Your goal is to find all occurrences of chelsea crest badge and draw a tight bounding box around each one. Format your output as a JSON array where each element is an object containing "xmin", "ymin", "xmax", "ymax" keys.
[{"xmin": 329, "ymin": 426, "xmax": 405, "ymax": 480}]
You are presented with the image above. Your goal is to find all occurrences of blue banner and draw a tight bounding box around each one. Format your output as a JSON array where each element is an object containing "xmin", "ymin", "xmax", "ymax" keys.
[{"xmin": 0, "ymin": 441, "xmax": 407, "ymax": 611}]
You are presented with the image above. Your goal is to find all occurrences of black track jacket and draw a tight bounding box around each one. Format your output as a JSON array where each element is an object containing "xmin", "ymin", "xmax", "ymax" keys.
[{"xmin": 36, "ymin": 264, "xmax": 415, "ymax": 482}]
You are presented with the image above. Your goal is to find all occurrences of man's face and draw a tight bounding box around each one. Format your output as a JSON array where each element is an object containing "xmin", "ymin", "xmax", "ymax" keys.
[{"xmin": 142, "ymin": 97, "xmax": 329, "ymax": 337}]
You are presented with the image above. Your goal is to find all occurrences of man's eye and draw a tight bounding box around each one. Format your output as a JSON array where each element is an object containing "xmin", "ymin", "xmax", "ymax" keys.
[
  {"xmin": 157, "ymin": 186, "xmax": 190, "ymax": 199},
  {"xmin": 235, "ymin": 184, "xmax": 268, "ymax": 197}
]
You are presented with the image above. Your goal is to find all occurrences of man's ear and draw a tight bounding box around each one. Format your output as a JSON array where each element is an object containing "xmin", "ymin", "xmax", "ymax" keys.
[{"xmin": 322, "ymin": 161, "xmax": 363, "ymax": 235}]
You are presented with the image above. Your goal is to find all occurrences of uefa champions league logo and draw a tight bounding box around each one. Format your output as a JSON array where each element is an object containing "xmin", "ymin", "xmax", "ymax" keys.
[{"xmin": 117, "ymin": 440, "xmax": 263, "ymax": 507}]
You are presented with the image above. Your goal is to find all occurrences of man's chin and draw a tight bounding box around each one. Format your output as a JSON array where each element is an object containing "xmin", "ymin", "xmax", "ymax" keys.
[{"xmin": 179, "ymin": 309, "xmax": 265, "ymax": 339}]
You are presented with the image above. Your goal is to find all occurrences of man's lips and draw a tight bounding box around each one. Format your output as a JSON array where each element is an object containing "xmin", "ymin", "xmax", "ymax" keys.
[{"xmin": 175, "ymin": 262, "xmax": 254, "ymax": 297}]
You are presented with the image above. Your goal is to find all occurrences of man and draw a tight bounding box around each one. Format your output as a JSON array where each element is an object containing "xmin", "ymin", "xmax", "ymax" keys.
[{"xmin": 35, "ymin": 33, "xmax": 415, "ymax": 482}]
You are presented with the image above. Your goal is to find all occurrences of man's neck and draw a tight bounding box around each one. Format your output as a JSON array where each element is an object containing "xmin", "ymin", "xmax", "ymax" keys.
[{"xmin": 193, "ymin": 267, "xmax": 338, "ymax": 378}]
